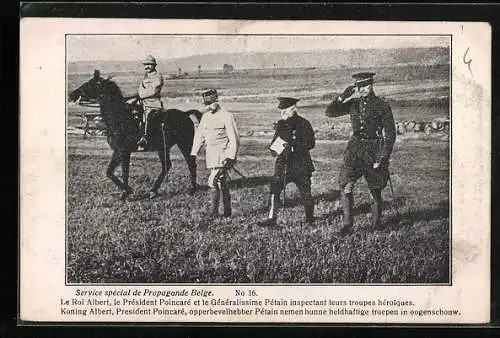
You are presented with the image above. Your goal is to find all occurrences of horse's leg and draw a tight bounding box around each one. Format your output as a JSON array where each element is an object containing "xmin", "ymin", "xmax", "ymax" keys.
[
  {"xmin": 150, "ymin": 149, "xmax": 171, "ymax": 198},
  {"xmin": 120, "ymin": 151, "xmax": 133, "ymax": 200},
  {"xmin": 178, "ymin": 140, "xmax": 198, "ymax": 195},
  {"xmin": 106, "ymin": 150, "xmax": 126, "ymax": 193}
]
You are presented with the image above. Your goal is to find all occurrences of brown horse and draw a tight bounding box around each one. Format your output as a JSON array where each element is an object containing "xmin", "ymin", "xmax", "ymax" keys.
[{"xmin": 69, "ymin": 76, "xmax": 202, "ymax": 200}]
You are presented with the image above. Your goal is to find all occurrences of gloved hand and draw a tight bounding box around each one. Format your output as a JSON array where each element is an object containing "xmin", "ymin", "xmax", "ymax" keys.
[
  {"xmin": 223, "ymin": 158, "xmax": 235, "ymax": 168},
  {"xmin": 339, "ymin": 85, "xmax": 356, "ymax": 102},
  {"xmin": 126, "ymin": 95, "xmax": 140, "ymax": 105},
  {"xmin": 374, "ymin": 158, "xmax": 389, "ymax": 169}
]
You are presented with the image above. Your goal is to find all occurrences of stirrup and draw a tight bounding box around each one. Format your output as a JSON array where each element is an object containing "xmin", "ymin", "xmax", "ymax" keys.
[{"xmin": 137, "ymin": 136, "xmax": 148, "ymax": 148}]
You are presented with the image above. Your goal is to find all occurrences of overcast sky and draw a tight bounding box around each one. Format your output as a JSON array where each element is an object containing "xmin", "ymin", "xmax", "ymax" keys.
[{"xmin": 67, "ymin": 35, "xmax": 450, "ymax": 62}]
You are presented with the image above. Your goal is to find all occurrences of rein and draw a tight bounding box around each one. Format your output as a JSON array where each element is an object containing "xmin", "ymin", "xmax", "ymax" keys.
[{"xmin": 76, "ymin": 100, "xmax": 100, "ymax": 109}]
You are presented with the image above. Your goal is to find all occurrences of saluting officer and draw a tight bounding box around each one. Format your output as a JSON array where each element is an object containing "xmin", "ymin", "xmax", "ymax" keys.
[
  {"xmin": 325, "ymin": 72, "xmax": 396, "ymax": 234},
  {"xmin": 191, "ymin": 89, "xmax": 240, "ymax": 226},
  {"xmin": 259, "ymin": 97, "xmax": 316, "ymax": 227},
  {"xmin": 137, "ymin": 54, "xmax": 164, "ymax": 150}
]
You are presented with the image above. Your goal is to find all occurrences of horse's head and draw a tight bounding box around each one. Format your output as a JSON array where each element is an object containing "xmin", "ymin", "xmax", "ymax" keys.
[
  {"xmin": 69, "ymin": 77, "xmax": 101, "ymax": 103},
  {"xmin": 69, "ymin": 74, "xmax": 123, "ymax": 103}
]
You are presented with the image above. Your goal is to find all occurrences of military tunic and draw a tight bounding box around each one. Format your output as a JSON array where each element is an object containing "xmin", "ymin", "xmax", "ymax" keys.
[
  {"xmin": 190, "ymin": 106, "xmax": 240, "ymax": 169},
  {"xmin": 269, "ymin": 113, "xmax": 315, "ymax": 195},
  {"xmin": 138, "ymin": 70, "xmax": 164, "ymax": 111},
  {"xmin": 325, "ymin": 91, "xmax": 396, "ymax": 190}
]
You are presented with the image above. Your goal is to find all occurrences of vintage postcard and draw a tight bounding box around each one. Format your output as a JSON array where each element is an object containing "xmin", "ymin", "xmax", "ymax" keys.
[{"xmin": 20, "ymin": 18, "xmax": 491, "ymax": 324}]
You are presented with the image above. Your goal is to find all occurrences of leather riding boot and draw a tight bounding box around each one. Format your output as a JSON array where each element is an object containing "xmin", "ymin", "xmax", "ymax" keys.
[
  {"xmin": 221, "ymin": 181, "xmax": 232, "ymax": 217},
  {"xmin": 209, "ymin": 188, "xmax": 220, "ymax": 216},
  {"xmin": 304, "ymin": 201, "xmax": 315, "ymax": 225},
  {"xmin": 144, "ymin": 118, "xmax": 150, "ymax": 143},
  {"xmin": 370, "ymin": 189, "xmax": 383, "ymax": 230},
  {"xmin": 258, "ymin": 194, "xmax": 279, "ymax": 227},
  {"xmin": 199, "ymin": 188, "xmax": 220, "ymax": 229},
  {"xmin": 138, "ymin": 112, "xmax": 150, "ymax": 147},
  {"xmin": 340, "ymin": 191, "xmax": 354, "ymax": 234}
]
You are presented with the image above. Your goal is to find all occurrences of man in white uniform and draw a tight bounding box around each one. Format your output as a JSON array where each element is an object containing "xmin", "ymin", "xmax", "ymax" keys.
[{"xmin": 191, "ymin": 89, "xmax": 240, "ymax": 226}]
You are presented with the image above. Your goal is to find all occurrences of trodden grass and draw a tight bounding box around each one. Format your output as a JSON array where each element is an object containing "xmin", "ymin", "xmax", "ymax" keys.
[{"xmin": 67, "ymin": 135, "xmax": 449, "ymax": 284}]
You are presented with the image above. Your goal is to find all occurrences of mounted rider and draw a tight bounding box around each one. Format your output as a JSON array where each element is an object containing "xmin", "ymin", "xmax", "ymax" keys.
[{"xmin": 135, "ymin": 54, "xmax": 165, "ymax": 150}]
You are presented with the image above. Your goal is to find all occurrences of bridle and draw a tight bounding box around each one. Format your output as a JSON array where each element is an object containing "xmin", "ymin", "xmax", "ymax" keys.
[{"xmin": 75, "ymin": 99, "xmax": 100, "ymax": 109}]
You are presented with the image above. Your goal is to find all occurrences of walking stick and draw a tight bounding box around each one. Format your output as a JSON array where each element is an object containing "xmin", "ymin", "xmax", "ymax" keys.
[
  {"xmin": 283, "ymin": 148, "xmax": 287, "ymax": 208},
  {"xmin": 161, "ymin": 123, "xmax": 168, "ymax": 173},
  {"xmin": 231, "ymin": 166, "xmax": 246, "ymax": 179}
]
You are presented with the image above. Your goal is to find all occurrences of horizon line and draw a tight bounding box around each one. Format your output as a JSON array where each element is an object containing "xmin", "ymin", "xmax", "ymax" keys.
[{"xmin": 67, "ymin": 45, "xmax": 449, "ymax": 64}]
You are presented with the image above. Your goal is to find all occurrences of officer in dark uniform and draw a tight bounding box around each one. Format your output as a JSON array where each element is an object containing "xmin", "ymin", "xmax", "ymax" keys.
[
  {"xmin": 325, "ymin": 72, "xmax": 396, "ymax": 234},
  {"xmin": 259, "ymin": 97, "xmax": 316, "ymax": 227}
]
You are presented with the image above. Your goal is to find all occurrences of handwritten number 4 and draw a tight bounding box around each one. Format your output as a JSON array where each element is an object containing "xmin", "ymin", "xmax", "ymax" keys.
[{"xmin": 463, "ymin": 47, "xmax": 473, "ymax": 76}]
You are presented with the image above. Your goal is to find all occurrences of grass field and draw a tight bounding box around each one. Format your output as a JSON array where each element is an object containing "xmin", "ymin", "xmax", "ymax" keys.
[
  {"xmin": 67, "ymin": 135, "xmax": 449, "ymax": 284},
  {"xmin": 66, "ymin": 65, "xmax": 450, "ymax": 284}
]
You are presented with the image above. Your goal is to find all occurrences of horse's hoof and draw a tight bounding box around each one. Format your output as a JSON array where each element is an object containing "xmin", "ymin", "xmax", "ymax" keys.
[
  {"xmin": 188, "ymin": 188, "xmax": 196, "ymax": 196},
  {"xmin": 119, "ymin": 192, "xmax": 130, "ymax": 201},
  {"xmin": 149, "ymin": 191, "xmax": 158, "ymax": 199}
]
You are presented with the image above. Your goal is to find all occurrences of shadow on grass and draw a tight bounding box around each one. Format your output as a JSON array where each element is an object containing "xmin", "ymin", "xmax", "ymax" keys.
[
  {"xmin": 384, "ymin": 200, "xmax": 450, "ymax": 230},
  {"xmin": 245, "ymin": 188, "xmax": 343, "ymax": 218},
  {"xmin": 228, "ymin": 175, "xmax": 272, "ymax": 189},
  {"xmin": 107, "ymin": 175, "xmax": 271, "ymax": 202}
]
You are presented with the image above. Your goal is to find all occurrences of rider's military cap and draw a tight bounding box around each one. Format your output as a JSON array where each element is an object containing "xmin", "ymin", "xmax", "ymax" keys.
[{"xmin": 142, "ymin": 55, "xmax": 157, "ymax": 65}]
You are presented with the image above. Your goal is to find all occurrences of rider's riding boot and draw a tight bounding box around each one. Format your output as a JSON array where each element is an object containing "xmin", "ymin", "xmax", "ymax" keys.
[
  {"xmin": 340, "ymin": 191, "xmax": 354, "ymax": 235},
  {"xmin": 137, "ymin": 114, "xmax": 149, "ymax": 149},
  {"xmin": 370, "ymin": 188, "xmax": 383, "ymax": 230},
  {"xmin": 258, "ymin": 193, "xmax": 279, "ymax": 227}
]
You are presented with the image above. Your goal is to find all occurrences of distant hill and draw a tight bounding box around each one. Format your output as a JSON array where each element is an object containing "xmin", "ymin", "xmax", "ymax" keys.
[{"xmin": 68, "ymin": 47, "xmax": 449, "ymax": 75}]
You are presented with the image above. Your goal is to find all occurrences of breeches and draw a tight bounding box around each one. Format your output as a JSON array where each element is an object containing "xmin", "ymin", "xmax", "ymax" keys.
[
  {"xmin": 270, "ymin": 172, "xmax": 312, "ymax": 200},
  {"xmin": 208, "ymin": 167, "xmax": 228, "ymax": 189},
  {"xmin": 337, "ymin": 140, "xmax": 389, "ymax": 191}
]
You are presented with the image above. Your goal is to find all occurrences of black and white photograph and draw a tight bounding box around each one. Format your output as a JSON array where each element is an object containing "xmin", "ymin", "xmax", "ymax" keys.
[
  {"xmin": 66, "ymin": 34, "xmax": 451, "ymax": 284},
  {"xmin": 20, "ymin": 18, "xmax": 490, "ymax": 324}
]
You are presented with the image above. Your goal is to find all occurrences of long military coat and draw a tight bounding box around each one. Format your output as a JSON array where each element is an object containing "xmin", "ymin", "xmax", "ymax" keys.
[
  {"xmin": 191, "ymin": 106, "xmax": 240, "ymax": 169},
  {"xmin": 271, "ymin": 113, "xmax": 316, "ymax": 177},
  {"xmin": 325, "ymin": 91, "xmax": 396, "ymax": 189},
  {"xmin": 325, "ymin": 91, "xmax": 396, "ymax": 164}
]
